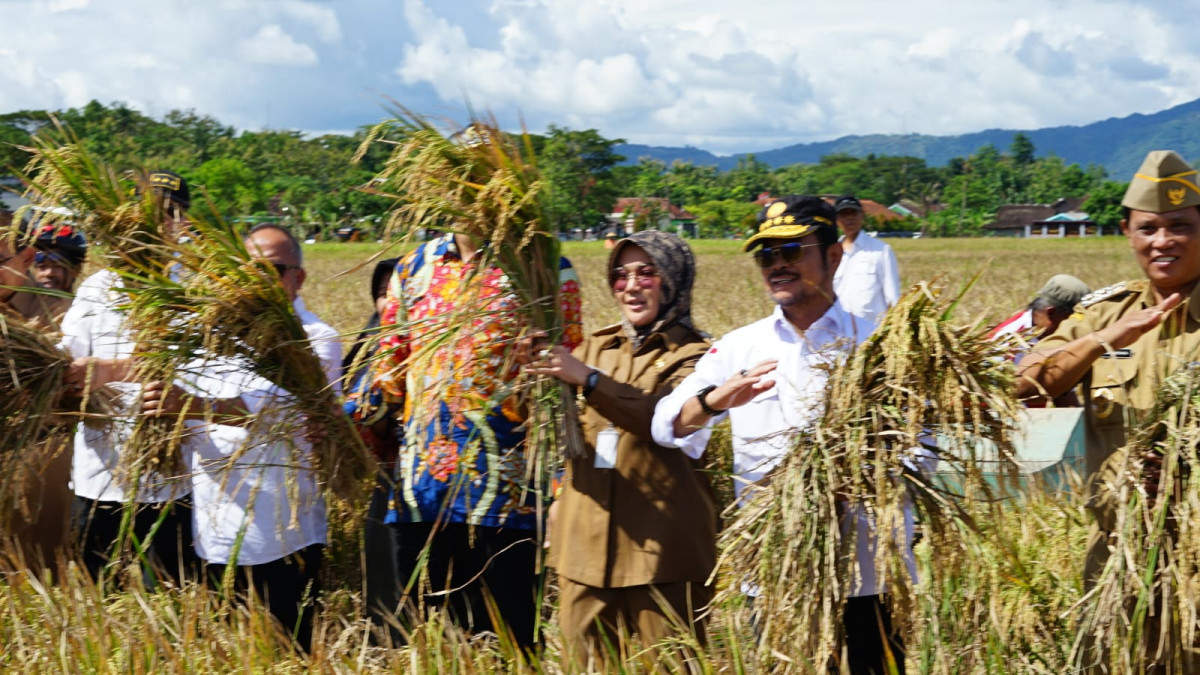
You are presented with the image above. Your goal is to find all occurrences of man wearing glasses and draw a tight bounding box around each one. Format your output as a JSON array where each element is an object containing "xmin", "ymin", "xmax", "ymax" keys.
[
  {"xmin": 652, "ymin": 195, "xmax": 907, "ymax": 673},
  {"xmin": 140, "ymin": 223, "xmax": 339, "ymax": 651}
]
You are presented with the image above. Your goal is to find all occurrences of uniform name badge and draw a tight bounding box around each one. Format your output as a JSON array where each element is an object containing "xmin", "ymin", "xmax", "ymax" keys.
[{"xmin": 594, "ymin": 426, "xmax": 619, "ymax": 469}]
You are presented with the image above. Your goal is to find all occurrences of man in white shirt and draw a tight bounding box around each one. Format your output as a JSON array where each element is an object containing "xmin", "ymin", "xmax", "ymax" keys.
[
  {"xmin": 651, "ymin": 195, "xmax": 907, "ymax": 673},
  {"xmin": 60, "ymin": 170, "xmax": 196, "ymax": 586},
  {"xmin": 142, "ymin": 223, "xmax": 339, "ymax": 652},
  {"xmin": 832, "ymin": 195, "xmax": 901, "ymax": 326}
]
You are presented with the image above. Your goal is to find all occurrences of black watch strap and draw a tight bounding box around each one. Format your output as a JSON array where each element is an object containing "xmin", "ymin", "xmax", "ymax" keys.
[
  {"xmin": 582, "ymin": 370, "xmax": 600, "ymax": 397},
  {"xmin": 696, "ymin": 384, "xmax": 726, "ymax": 417}
]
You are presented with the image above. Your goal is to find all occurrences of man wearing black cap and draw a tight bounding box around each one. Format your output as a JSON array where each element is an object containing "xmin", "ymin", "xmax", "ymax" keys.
[
  {"xmin": 832, "ymin": 195, "xmax": 900, "ymax": 326},
  {"xmin": 653, "ymin": 196, "xmax": 910, "ymax": 673},
  {"xmin": 59, "ymin": 170, "xmax": 196, "ymax": 586}
]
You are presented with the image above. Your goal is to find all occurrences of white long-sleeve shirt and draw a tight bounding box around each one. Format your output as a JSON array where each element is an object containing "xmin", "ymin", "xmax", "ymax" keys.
[
  {"xmin": 651, "ymin": 300, "xmax": 921, "ymax": 597},
  {"xmin": 59, "ymin": 269, "xmax": 189, "ymax": 503},
  {"xmin": 833, "ymin": 233, "xmax": 900, "ymax": 326},
  {"xmin": 181, "ymin": 297, "xmax": 341, "ymax": 566}
]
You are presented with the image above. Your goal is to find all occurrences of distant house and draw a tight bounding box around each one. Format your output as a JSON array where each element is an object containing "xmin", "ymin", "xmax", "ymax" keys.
[
  {"xmin": 816, "ymin": 195, "xmax": 907, "ymax": 227},
  {"xmin": 889, "ymin": 199, "xmax": 946, "ymax": 219},
  {"xmin": 608, "ymin": 198, "xmax": 698, "ymax": 237},
  {"xmin": 985, "ymin": 198, "xmax": 1104, "ymax": 237}
]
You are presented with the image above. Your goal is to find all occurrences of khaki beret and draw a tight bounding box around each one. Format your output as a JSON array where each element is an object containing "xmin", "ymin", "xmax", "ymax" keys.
[
  {"xmin": 1036, "ymin": 274, "xmax": 1089, "ymax": 308},
  {"xmin": 1122, "ymin": 150, "xmax": 1200, "ymax": 213}
]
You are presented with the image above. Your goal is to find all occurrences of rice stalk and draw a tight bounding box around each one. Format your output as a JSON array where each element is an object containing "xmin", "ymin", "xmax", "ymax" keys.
[
  {"xmin": 0, "ymin": 311, "xmax": 121, "ymax": 523},
  {"xmin": 356, "ymin": 107, "xmax": 584, "ymax": 543},
  {"xmin": 1073, "ymin": 361, "xmax": 1200, "ymax": 671}
]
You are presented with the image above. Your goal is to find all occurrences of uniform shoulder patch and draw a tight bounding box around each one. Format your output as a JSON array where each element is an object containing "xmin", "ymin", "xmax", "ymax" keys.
[{"xmin": 1080, "ymin": 281, "xmax": 1135, "ymax": 308}]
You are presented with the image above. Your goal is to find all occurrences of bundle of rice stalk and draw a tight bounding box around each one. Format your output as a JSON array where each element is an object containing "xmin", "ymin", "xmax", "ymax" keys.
[
  {"xmin": 355, "ymin": 109, "xmax": 584, "ymax": 493},
  {"xmin": 16, "ymin": 126, "xmax": 196, "ymax": 479},
  {"xmin": 0, "ymin": 312, "xmax": 120, "ymax": 522},
  {"xmin": 1073, "ymin": 363, "xmax": 1200, "ymax": 671},
  {"xmin": 16, "ymin": 136, "xmax": 373, "ymax": 501},
  {"xmin": 127, "ymin": 239, "xmax": 375, "ymax": 502},
  {"xmin": 717, "ymin": 278, "xmax": 1024, "ymax": 668},
  {"xmin": 16, "ymin": 121, "xmax": 179, "ymax": 277}
]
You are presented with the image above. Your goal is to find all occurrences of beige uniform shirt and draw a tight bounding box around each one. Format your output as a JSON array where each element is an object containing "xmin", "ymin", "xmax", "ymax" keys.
[
  {"xmin": 1034, "ymin": 279, "xmax": 1200, "ymax": 478},
  {"xmin": 551, "ymin": 322, "xmax": 717, "ymax": 589}
]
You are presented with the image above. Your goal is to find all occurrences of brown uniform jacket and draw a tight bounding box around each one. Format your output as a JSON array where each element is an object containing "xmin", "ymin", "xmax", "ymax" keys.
[
  {"xmin": 1035, "ymin": 280, "xmax": 1200, "ymax": 537},
  {"xmin": 1035, "ymin": 279, "xmax": 1200, "ymax": 478},
  {"xmin": 551, "ymin": 322, "xmax": 716, "ymax": 589}
]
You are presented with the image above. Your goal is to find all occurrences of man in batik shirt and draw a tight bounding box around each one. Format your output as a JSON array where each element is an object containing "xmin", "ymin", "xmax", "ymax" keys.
[{"xmin": 356, "ymin": 230, "xmax": 582, "ymax": 651}]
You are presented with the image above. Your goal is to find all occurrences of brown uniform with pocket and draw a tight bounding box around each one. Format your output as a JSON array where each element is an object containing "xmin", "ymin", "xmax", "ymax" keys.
[
  {"xmin": 1032, "ymin": 279, "xmax": 1200, "ymax": 581},
  {"xmin": 551, "ymin": 321, "xmax": 716, "ymax": 658}
]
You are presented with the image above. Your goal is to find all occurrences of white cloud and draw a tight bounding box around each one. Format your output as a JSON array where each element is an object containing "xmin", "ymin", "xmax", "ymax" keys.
[
  {"xmin": 46, "ymin": 0, "xmax": 89, "ymax": 13},
  {"xmin": 278, "ymin": 1, "xmax": 343, "ymax": 43},
  {"xmin": 1, "ymin": 0, "xmax": 1199, "ymax": 156},
  {"xmin": 238, "ymin": 24, "xmax": 319, "ymax": 66},
  {"xmin": 387, "ymin": 0, "xmax": 1200, "ymax": 152}
]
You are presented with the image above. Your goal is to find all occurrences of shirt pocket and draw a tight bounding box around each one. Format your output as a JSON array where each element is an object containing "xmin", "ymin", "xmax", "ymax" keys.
[{"xmin": 1088, "ymin": 357, "xmax": 1137, "ymax": 429}]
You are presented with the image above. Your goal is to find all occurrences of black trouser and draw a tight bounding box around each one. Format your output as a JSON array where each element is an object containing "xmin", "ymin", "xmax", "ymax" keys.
[
  {"xmin": 71, "ymin": 494, "xmax": 196, "ymax": 588},
  {"xmin": 203, "ymin": 544, "xmax": 325, "ymax": 653},
  {"xmin": 363, "ymin": 477, "xmax": 402, "ymax": 638},
  {"xmin": 839, "ymin": 594, "xmax": 906, "ymax": 675},
  {"xmin": 388, "ymin": 521, "xmax": 541, "ymax": 653}
]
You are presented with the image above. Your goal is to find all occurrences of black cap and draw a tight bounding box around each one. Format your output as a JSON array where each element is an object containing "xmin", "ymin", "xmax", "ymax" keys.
[
  {"xmin": 834, "ymin": 195, "xmax": 862, "ymax": 213},
  {"xmin": 745, "ymin": 195, "xmax": 837, "ymax": 251},
  {"xmin": 148, "ymin": 170, "xmax": 190, "ymax": 209}
]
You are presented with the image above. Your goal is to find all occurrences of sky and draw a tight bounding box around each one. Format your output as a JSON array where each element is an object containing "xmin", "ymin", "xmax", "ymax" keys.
[{"xmin": 3, "ymin": 0, "xmax": 1198, "ymax": 155}]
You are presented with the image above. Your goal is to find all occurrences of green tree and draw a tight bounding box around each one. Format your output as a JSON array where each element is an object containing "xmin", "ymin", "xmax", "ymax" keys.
[
  {"xmin": 540, "ymin": 126, "xmax": 625, "ymax": 231},
  {"xmin": 688, "ymin": 199, "xmax": 760, "ymax": 238},
  {"xmin": 191, "ymin": 157, "xmax": 263, "ymax": 216},
  {"xmin": 1010, "ymin": 133, "xmax": 1036, "ymax": 166},
  {"xmin": 722, "ymin": 154, "xmax": 772, "ymax": 201},
  {"xmin": 1082, "ymin": 180, "xmax": 1127, "ymax": 229}
]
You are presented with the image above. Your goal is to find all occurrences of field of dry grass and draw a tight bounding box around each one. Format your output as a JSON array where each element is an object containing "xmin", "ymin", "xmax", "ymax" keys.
[
  {"xmin": 0, "ymin": 235, "xmax": 1140, "ymax": 673},
  {"xmin": 303, "ymin": 235, "xmax": 1140, "ymax": 341}
]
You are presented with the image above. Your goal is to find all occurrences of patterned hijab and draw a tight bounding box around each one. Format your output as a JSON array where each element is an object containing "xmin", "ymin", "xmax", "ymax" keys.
[{"xmin": 609, "ymin": 229, "xmax": 697, "ymax": 349}]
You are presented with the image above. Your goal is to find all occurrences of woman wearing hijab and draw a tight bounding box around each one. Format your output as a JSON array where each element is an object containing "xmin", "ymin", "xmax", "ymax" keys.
[{"xmin": 525, "ymin": 230, "xmax": 716, "ymax": 663}]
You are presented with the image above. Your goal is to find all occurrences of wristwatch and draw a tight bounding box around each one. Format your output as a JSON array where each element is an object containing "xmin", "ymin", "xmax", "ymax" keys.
[
  {"xmin": 696, "ymin": 385, "xmax": 726, "ymax": 417},
  {"xmin": 582, "ymin": 370, "xmax": 600, "ymax": 397}
]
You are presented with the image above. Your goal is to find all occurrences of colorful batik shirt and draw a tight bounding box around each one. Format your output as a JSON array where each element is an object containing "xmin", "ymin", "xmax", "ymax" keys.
[{"xmin": 364, "ymin": 234, "xmax": 582, "ymax": 530}]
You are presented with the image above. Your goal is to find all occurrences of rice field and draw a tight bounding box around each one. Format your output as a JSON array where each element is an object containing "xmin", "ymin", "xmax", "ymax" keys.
[
  {"xmin": 304, "ymin": 235, "xmax": 1140, "ymax": 340},
  {"xmin": 0, "ymin": 235, "xmax": 1141, "ymax": 673}
]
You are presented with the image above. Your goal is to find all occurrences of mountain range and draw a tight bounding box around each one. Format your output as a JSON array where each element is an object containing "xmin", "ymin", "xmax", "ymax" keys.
[{"xmin": 614, "ymin": 98, "xmax": 1200, "ymax": 179}]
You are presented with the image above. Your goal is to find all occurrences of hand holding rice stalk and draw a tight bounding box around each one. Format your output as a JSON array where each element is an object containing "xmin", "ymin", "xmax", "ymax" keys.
[
  {"xmin": 355, "ymin": 107, "xmax": 586, "ymax": 477},
  {"xmin": 0, "ymin": 310, "xmax": 121, "ymax": 522},
  {"xmin": 718, "ymin": 278, "xmax": 1025, "ymax": 666},
  {"xmin": 1074, "ymin": 363, "xmax": 1200, "ymax": 671},
  {"xmin": 16, "ymin": 129, "xmax": 373, "ymax": 501}
]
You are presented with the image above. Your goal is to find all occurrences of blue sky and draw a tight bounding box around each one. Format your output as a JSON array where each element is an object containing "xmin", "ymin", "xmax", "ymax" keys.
[{"xmin": 3, "ymin": 0, "xmax": 1197, "ymax": 155}]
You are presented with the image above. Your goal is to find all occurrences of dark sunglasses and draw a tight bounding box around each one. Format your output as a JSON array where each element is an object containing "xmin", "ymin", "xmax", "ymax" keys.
[
  {"xmin": 753, "ymin": 242, "xmax": 822, "ymax": 269},
  {"xmin": 609, "ymin": 264, "xmax": 659, "ymax": 291},
  {"xmin": 257, "ymin": 260, "xmax": 300, "ymax": 277}
]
